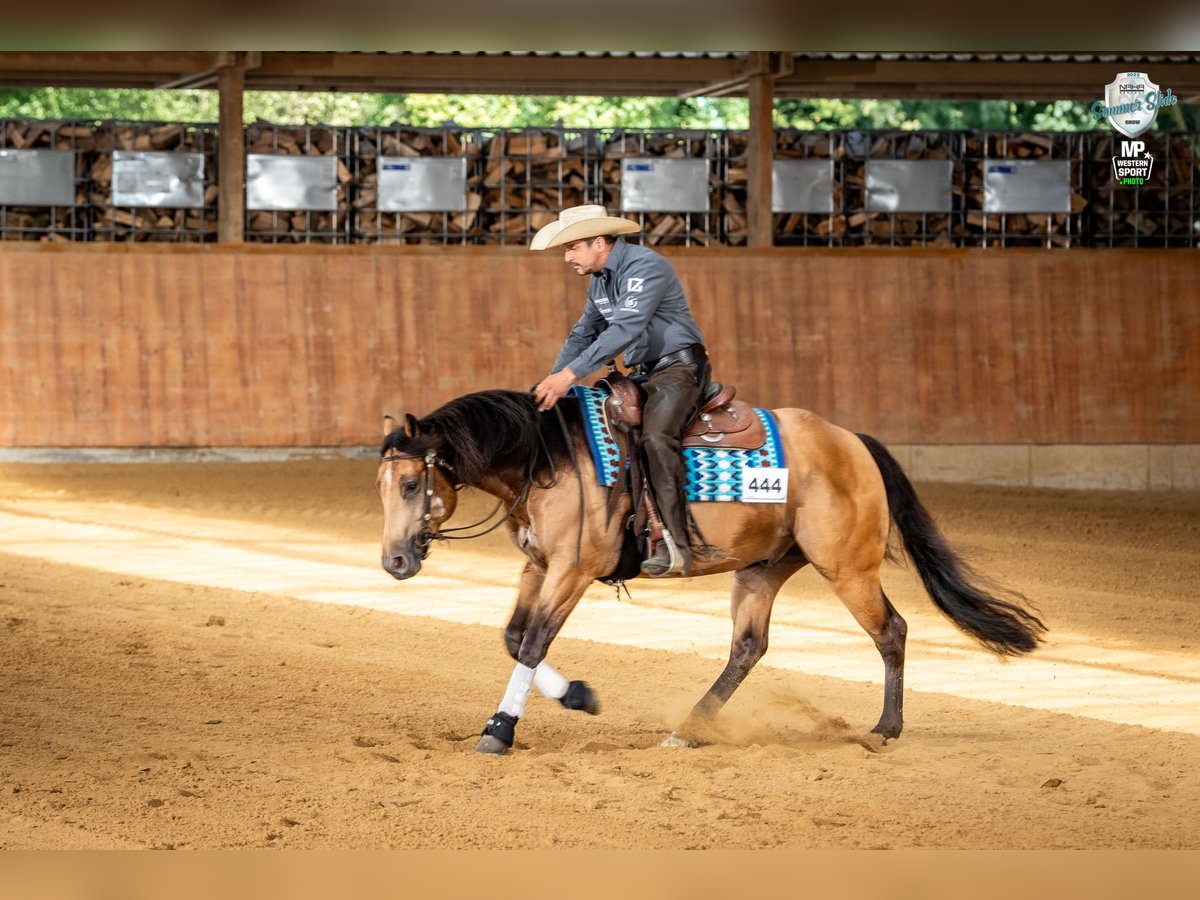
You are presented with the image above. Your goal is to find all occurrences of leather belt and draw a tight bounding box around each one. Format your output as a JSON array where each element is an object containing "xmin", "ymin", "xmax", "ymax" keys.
[{"xmin": 636, "ymin": 344, "xmax": 705, "ymax": 376}]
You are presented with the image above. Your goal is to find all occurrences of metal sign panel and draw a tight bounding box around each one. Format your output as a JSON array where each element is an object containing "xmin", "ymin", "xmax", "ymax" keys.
[
  {"xmin": 246, "ymin": 154, "xmax": 338, "ymax": 211},
  {"xmin": 772, "ymin": 159, "xmax": 834, "ymax": 213},
  {"xmin": 866, "ymin": 159, "xmax": 953, "ymax": 212},
  {"xmin": 377, "ymin": 156, "xmax": 467, "ymax": 212},
  {"xmin": 0, "ymin": 149, "xmax": 75, "ymax": 206},
  {"xmin": 112, "ymin": 151, "xmax": 205, "ymax": 208},
  {"xmin": 620, "ymin": 158, "xmax": 709, "ymax": 213},
  {"xmin": 983, "ymin": 160, "xmax": 1071, "ymax": 213}
]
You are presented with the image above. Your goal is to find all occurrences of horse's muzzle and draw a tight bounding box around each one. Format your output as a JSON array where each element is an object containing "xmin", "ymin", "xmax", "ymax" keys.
[{"xmin": 382, "ymin": 550, "xmax": 422, "ymax": 581}]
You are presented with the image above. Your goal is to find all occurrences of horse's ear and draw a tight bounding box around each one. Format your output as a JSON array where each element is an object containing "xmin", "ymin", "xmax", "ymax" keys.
[
  {"xmin": 383, "ymin": 415, "xmax": 398, "ymax": 436},
  {"xmin": 403, "ymin": 414, "xmax": 421, "ymax": 438}
]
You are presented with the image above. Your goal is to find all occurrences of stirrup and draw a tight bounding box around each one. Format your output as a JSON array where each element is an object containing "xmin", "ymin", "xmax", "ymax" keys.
[{"xmin": 640, "ymin": 529, "xmax": 684, "ymax": 578}]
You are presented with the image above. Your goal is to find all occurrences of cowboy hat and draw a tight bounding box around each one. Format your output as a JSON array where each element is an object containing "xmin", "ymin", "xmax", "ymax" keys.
[{"xmin": 529, "ymin": 204, "xmax": 640, "ymax": 250}]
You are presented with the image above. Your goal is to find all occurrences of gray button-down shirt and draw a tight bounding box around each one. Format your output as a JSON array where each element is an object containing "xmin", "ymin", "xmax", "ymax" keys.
[{"xmin": 552, "ymin": 239, "xmax": 704, "ymax": 379}]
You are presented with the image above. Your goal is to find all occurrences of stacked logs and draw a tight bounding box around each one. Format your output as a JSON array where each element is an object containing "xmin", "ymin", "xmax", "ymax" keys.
[
  {"xmin": 726, "ymin": 130, "xmax": 846, "ymax": 246},
  {"xmin": 245, "ymin": 124, "xmax": 352, "ymax": 243},
  {"xmin": 352, "ymin": 127, "xmax": 482, "ymax": 244},
  {"xmin": 89, "ymin": 123, "xmax": 218, "ymax": 242},
  {"xmin": 0, "ymin": 120, "xmax": 1195, "ymax": 247},
  {"xmin": 474, "ymin": 130, "xmax": 594, "ymax": 245},
  {"xmin": 1085, "ymin": 132, "xmax": 1199, "ymax": 247},
  {"xmin": 962, "ymin": 132, "xmax": 1088, "ymax": 247},
  {"xmin": 600, "ymin": 131, "xmax": 719, "ymax": 246},
  {"xmin": 844, "ymin": 131, "xmax": 961, "ymax": 247},
  {"xmin": 0, "ymin": 121, "xmax": 92, "ymax": 242},
  {"xmin": 349, "ymin": 127, "xmax": 720, "ymax": 245}
]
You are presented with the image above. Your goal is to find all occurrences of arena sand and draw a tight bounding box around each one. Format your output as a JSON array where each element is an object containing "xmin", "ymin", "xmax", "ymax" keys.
[{"xmin": 1, "ymin": 459, "xmax": 1198, "ymax": 849}]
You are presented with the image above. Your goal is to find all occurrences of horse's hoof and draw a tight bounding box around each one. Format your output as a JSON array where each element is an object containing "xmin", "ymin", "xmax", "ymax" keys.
[
  {"xmin": 560, "ymin": 680, "xmax": 600, "ymax": 716},
  {"xmin": 661, "ymin": 732, "xmax": 698, "ymax": 749},
  {"xmin": 475, "ymin": 735, "xmax": 510, "ymax": 755},
  {"xmin": 869, "ymin": 723, "xmax": 902, "ymax": 742}
]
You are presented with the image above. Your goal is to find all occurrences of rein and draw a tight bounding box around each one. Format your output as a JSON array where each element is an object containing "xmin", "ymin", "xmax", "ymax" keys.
[{"xmin": 381, "ymin": 404, "xmax": 583, "ymax": 563}]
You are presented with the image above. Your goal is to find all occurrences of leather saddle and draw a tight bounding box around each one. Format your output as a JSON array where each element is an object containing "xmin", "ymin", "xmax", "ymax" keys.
[
  {"xmin": 600, "ymin": 373, "xmax": 766, "ymax": 452},
  {"xmin": 592, "ymin": 369, "xmax": 765, "ymax": 581}
]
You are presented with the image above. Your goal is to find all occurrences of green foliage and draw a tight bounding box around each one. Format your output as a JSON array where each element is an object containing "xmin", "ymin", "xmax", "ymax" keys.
[
  {"xmin": 0, "ymin": 86, "xmax": 1194, "ymax": 131},
  {"xmin": 364, "ymin": 94, "xmax": 749, "ymax": 129},
  {"xmin": 0, "ymin": 87, "xmax": 217, "ymax": 122},
  {"xmin": 772, "ymin": 98, "xmax": 1107, "ymax": 131}
]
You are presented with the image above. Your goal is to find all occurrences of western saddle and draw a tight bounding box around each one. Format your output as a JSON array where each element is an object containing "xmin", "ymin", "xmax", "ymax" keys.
[{"xmin": 596, "ymin": 368, "xmax": 766, "ymax": 574}]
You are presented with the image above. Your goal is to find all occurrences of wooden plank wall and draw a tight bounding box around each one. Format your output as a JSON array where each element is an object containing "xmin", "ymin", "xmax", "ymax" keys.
[{"xmin": 0, "ymin": 244, "xmax": 1196, "ymax": 448}]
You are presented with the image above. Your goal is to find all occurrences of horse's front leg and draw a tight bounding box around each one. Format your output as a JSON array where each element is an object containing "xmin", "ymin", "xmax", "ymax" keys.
[
  {"xmin": 502, "ymin": 563, "xmax": 601, "ymax": 719},
  {"xmin": 503, "ymin": 561, "xmax": 541, "ymax": 660},
  {"xmin": 477, "ymin": 566, "xmax": 595, "ymax": 755}
]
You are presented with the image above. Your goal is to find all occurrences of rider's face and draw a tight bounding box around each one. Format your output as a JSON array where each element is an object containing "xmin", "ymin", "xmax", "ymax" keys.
[{"xmin": 563, "ymin": 237, "xmax": 610, "ymax": 276}]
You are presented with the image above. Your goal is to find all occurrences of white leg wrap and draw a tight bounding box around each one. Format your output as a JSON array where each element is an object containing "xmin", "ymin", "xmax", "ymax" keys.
[
  {"xmin": 498, "ymin": 663, "xmax": 536, "ymax": 719},
  {"xmin": 533, "ymin": 661, "xmax": 570, "ymax": 700}
]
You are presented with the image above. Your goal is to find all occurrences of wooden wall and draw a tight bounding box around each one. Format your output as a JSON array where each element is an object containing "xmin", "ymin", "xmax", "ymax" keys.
[{"xmin": 0, "ymin": 244, "xmax": 1196, "ymax": 448}]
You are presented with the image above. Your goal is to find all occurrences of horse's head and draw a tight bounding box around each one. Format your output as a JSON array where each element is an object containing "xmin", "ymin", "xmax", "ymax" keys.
[{"xmin": 377, "ymin": 413, "xmax": 459, "ymax": 581}]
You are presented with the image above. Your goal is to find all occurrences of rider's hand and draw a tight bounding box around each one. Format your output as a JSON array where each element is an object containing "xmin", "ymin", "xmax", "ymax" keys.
[{"xmin": 532, "ymin": 368, "xmax": 576, "ymax": 411}]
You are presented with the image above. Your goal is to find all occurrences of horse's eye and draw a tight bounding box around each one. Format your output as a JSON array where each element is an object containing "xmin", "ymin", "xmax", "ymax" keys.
[{"xmin": 402, "ymin": 479, "xmax": 420, "ymax": 498}]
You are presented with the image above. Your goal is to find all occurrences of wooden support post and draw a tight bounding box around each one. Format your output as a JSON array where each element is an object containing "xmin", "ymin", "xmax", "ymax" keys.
[
  {"xmin": 217, "ymin": 57, "xmax": 245, "ymax": 244},
  {"xmin": 746, "ymin": 54, "xmax": 775, "ymax": 248}
]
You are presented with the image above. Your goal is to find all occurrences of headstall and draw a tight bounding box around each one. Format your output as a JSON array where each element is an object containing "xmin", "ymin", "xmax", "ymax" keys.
[{"xmin": 380, "ymin": 449, "xmax": 510, "ymax": 556}]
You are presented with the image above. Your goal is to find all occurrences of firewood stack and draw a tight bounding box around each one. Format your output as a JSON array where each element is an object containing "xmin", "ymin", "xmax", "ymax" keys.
[
  {"xmin": 244, "ymin": 124, "xmax": 352, "ymax": 243},
  {"xmin": 0, "ymin": 119, "xmax": 1196, "ymax": 247},
  {"xmin": 89, "ymin": 123, "xmax": 218, "ymax": 242},
  {"xmin": 962, "ymin": 132, "xmax": 1088, "ymax": 247},
  {"xmin": 600, "ymin": 131, "xmax": 720, "ymax": 247},
  {"xmin": 1085, "ymin": 132, "xmax": 1199, "ymax": 247},
  {"xmin": 352, "ymin": 127, "xmax": 483, "ymax": 244},
  {"xmin": 757, "ymin": 131, "xmax": 846, "ymax": 246},
  {"xmin": 474, "ymin": 130, "xmax": 596, "ymax": 245},
  {"xmin": 0, "ymin": 121, "xmax": 92, "ymax": 241},
  {"xmin": 845, "ymin": 132, "xmax": 961, "ymax": 247}
]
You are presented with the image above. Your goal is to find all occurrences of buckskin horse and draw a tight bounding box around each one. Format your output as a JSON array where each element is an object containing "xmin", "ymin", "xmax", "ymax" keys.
[{"xmin": 377, "ymin": 387, "xmax": 1044, "ymax": 755}]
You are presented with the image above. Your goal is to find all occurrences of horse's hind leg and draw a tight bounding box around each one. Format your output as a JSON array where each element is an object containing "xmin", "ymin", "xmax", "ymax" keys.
[
  {"xmin": 665, "ymin": 551, "xmax": 806, "ymax": 748},
  {"xmin": 829, "ymin": 573, "xmax": 907, "ymax": 740}
]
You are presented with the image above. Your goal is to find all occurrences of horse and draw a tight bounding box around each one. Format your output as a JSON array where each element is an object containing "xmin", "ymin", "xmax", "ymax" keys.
[{"xmin": 377, "ymin": 388, "xmax": 1044, "ymax": 755}]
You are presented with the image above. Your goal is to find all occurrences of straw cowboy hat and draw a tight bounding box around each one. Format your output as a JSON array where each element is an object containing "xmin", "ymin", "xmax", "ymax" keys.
[{"xmin": 529, "ymin": 204, "xmax": 640, "ymax": 250}]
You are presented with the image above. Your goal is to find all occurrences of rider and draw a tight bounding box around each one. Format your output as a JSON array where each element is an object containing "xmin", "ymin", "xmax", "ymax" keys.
[{"xmin": 530, "ymin": 205, "xmax": 709, "ymax": 578}]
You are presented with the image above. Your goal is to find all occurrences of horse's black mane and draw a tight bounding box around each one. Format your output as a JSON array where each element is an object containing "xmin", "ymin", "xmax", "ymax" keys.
[{"xmin": 380, "ymin": 389, "xmax": 582, "ymax": 486}]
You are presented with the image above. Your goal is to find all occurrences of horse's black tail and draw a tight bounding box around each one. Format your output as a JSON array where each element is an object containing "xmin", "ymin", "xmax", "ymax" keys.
[{"xmin": 857, "ymin": 433, "xmax": 1046, "ymax": 656}]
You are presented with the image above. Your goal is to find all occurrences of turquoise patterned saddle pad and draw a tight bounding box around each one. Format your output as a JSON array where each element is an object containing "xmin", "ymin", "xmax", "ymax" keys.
[{"xmin": 570, "ymin": 384, "xmax": 785, "ymax": 503}]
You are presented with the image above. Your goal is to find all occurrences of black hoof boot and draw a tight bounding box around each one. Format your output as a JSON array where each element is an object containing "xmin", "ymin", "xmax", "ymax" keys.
[
  {"xmin": 559, "ymin": 680, "xmax": 600, "ymax": 715},
  {"xmin": 475, "ymin": 711, "xmax": 517, "ymax": 755}
]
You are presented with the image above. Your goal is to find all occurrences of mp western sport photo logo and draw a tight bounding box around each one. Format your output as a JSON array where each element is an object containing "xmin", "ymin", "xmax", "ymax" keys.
[{"xmin": 1091, "ymin": 72, "xmax": 1178, "ymax": 187}]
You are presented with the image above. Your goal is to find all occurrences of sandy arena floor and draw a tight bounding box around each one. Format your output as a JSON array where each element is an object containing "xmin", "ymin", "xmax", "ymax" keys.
[{"xmin": 1, "ymin": 458, "xmax": 1198, "ymax": 849}]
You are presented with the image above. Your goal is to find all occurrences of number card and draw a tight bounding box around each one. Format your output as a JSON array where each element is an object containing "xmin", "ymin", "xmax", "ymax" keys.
[{"xmin": 740, "ymin": 467, "xmax": 788, "ymax": 503}]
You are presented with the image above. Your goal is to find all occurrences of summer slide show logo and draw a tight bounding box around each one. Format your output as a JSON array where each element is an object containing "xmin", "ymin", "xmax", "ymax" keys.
[{"xmin": 1092, "ymin": 72, "xmax": 1178, "ymax": 187}]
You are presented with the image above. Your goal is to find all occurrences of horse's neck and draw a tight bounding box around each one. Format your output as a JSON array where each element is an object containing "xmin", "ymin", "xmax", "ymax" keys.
[{"xmin": 470, "ymin": 472, "xmax": 527, "ymax": 509}]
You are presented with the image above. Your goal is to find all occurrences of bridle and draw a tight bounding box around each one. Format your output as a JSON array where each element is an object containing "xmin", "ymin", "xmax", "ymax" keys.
[
  {"xmin": 379, "ymin": 448, "xmax": 522, "ymax": 558},
  {"xmin": 380, "ymin": 403, "xmax": 585, "ymax": 564}
]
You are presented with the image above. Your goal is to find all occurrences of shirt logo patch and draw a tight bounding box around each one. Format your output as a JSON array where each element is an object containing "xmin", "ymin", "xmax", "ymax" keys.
[{"xmin": 626, "ymin": 278, "xmax": 645, "ymax": 293}]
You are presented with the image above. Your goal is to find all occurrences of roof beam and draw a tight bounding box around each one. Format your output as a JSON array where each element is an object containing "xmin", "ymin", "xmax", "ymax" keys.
[
  {"xmin": 774, "ymin": 59, "xmax": 1200, "ymax": 101},
  {"xmin": 0, "ymin": 52, "xmax": 1196, "ymax": 102},
  {"xmin": 247, "ymin": 52, "xmax": 743, "ymax": 96}
]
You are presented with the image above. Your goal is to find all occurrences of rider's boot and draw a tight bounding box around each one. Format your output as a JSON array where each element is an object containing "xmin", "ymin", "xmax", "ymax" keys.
[{"xmin": 640, "ymin": 528, "xmax": 691, "ymax": 578}]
